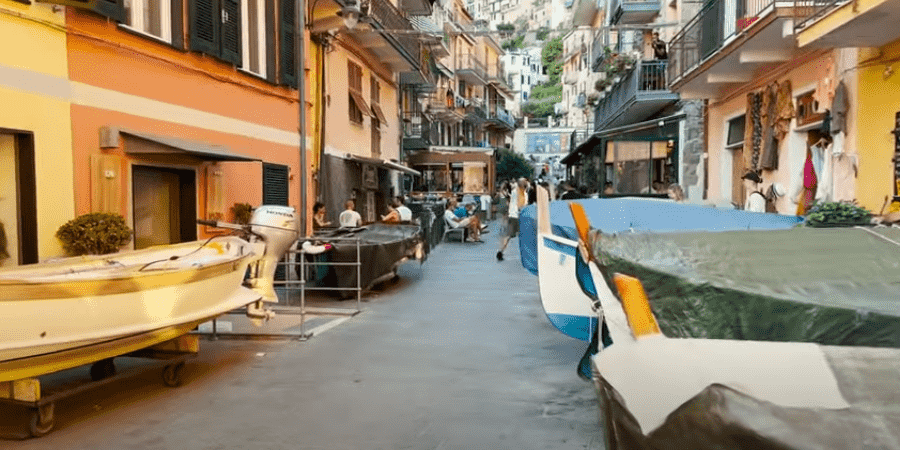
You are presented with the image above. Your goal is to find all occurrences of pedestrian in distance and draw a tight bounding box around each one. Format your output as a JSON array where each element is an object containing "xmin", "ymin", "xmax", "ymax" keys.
[
  {"xmin": 339, "ymin": 199, "xmax": 362, "ymax": 228},
  {"xmin": 742, "ymin": 171, "xmax": 766, "ymax": 213},
  {"xmin": 497, "ymin": 178, "xmax": 528, "ymax": 261}
]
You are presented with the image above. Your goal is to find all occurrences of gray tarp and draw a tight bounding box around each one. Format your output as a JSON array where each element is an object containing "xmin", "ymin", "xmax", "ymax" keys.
[
  {"xmin": 597, "ymin": 345, "xmax": 900, "ymax": 449},
  {"xmin": 307, "ymin": 224, "xmax": 423, "ymax": 297},
  {"xmin": 593, "ymin": 227, "xmax": 900, "ymax": 347}
]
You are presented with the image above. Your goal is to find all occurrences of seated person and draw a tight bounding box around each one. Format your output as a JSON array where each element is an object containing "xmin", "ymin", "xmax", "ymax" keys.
[
  {"xmin": 339, "ymin": 199, "xmax": 362, "ymax": 228},
  {"xmin": 444, "ymin": 199, "xmax": 482, "ymax": 242},
  {"xmin": 313, "ymin": 202, "xmax": 332, "ymax": 230},
  {"xmin": 454, "ymin": 202, "xmax": 469, "ymax": 218},
  {"xmin": 381, "ymin": 199, "xmax": 402, "ymax": 224},
  {"xmin": 395, "ymin": 197, "xmax": 413, "ymax": 223}
]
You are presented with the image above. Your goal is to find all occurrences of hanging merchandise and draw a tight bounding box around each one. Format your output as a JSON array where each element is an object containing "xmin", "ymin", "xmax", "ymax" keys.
[
  {"xmin": 813, "ymin": 55, "xmax": 836, "ymax": 111},
  {"xmin": 760, "ymin": 83, "xmax": 779, "ymax": 170},
  {"xmin": 893, "ymin": 112, "xmax": 900, "ymax": 197},
  {"xmin": 774, "ymin": 80, "xmax": 794, "ymax": 141},
  {"xmin": 814, "ymin": 140, "xmax": 833, "ymax": 202},
  {"xmin": 742, "ymin": 92, "xmax": 763, "ymax": 170},
  {"xmin": 742, "ymin": 93, "xmax": 756, "ymax": 170},
  {"xmin": 796, "ymin": 147, "xmax": 818, "ymax": 215},
  {"xmin": 831, "ymin": 81, "xmax": 849, "ymax": 135}
]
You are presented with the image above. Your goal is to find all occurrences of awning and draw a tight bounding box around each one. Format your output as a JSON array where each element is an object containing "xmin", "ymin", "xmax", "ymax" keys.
[
  {"xmin": 339, "ymin": 152, "xmax": 421, "ymax": 176},
  {"xmin": 349, "ymin": 91, "xmax": 372, "ymax": 117},
  {"xmin": 108, "ymin": 127, "xmax": 259, "ymax": 161},
  {"xmin": 561, "ymin": 134, "xmax": 601, "ymax": 165},
  {"xmin": 561, "ymin": 113, "xmax": 686, "ymax": 165}
]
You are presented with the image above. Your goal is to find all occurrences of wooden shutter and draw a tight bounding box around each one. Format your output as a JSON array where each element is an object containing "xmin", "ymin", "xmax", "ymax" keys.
[
  {"xmin": 171, "ymin": 0, "xmax": 185, "ymax": 49},
  {"xmin": 220, "ymin": 0, "xmax": 242, "ymax": 66},
  {"xmin": 262, "ymin": 163, "xmax": 290, "ymax": 206},
  {"xmin": 39, "ymin": 0, "xmax": 126, "ymax": 22},
  {"xmin": 279, "ymin": 0, "xmax": 297, "ymax": 87},
  {"xmin": 265, "ymin": 0, "xmax": 277, "ymax": 84},
  {"xmin": 190, "ymin": 0, "xmax": 219, "ymax": 56}
]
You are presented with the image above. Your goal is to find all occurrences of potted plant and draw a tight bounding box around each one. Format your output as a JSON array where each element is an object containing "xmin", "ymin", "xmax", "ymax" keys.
[
  {"xmin": 805, "ymin": 201, "xmax": 873, "ymax": 228},
  {"xmin": 56, "ymin": 212, "xmax": 133, "ymax": 256}
]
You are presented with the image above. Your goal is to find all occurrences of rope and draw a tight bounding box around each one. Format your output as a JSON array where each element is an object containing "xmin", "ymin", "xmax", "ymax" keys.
[{"xmin": 855, "ymin": 226, "xmax": 900, "ymax": 248}]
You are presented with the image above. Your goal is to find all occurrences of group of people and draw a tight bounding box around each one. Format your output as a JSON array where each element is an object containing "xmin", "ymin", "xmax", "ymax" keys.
[{"xmin": 312, "ymin": 196, "xmax": 413, "ymax": 230}]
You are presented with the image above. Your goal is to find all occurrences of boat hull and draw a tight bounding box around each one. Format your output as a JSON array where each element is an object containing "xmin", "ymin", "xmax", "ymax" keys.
[{"xmin": 0, "ymin": 238, "xmax": 261, "ymax": 375}]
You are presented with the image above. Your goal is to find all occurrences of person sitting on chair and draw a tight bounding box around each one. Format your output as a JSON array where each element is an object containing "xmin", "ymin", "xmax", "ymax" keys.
[
  {"xmin": 313, "ymin": 202, "xmax": 332, "ymax": 230},
  {"xmin": 395, "ymin": 197, "xmax": 413, "ymax": 223},
  {"xmin": 381, "ymin": 200, "xmax": 401, "ymax": 224},
  {"xmin": 445, "ymin": 199, "xmax": 482, "ymax": 242},
  {"xmin": 339, "ymin": 199, "xmax": 362, "ymax": 228}
]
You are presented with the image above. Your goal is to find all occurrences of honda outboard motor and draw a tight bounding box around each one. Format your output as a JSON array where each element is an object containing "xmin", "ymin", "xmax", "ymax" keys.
[{"xmin": 246, "ymin": 206, "xmax": 299, "ymax": 315}]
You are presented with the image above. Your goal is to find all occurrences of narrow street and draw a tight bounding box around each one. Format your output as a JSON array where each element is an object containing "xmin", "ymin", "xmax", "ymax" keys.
[{"xmin": 3, "ymin": 223, "xmax": 604, "ymax": 450}]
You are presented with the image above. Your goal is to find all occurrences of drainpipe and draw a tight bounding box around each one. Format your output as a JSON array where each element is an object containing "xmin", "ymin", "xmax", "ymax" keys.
[{"xmin": 296, "ymin": 0, "xmax": 308, "ymax": 235}]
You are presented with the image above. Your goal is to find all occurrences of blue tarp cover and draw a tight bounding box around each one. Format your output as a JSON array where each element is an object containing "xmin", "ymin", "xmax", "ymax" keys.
[{"xmin": 517, "ymin": 198, "xmax": 803, "ymax": 275}]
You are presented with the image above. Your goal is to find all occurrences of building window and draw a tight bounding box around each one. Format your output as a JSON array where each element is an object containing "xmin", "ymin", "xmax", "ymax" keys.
[
  {"xmin": 125, "ymin": 0, "xmax": 172, "ymax": 42},
  {"xmin": 371, "ymin": 76, "xmax": 380, "ymax": 105},
  {"xmin": 190, "ymin": 0, "xmax": 243, "ymax": 67},
  {"xmin": 241, "ymin": 0, "xmax": 266, "ymax": 77},
  {"xmin": 348, "ymin": 61, "xmax": 367, "ymax": 125},
  {"xmin": 726, "ymin": 114, "xmax": 746, "ymax": 205}
]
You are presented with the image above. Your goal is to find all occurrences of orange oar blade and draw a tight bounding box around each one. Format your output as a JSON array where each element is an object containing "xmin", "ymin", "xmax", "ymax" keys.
[
  {"xmin": 569, "ymin": 202, "xmax": 592, "ymax": 247},
  {"xmin": 613, "ymin": 274, "xmax": 662, "ymax": 339}
]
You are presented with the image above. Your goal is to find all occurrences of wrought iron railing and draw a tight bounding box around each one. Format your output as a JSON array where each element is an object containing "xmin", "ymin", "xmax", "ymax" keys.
[
  {"xmin": 595, "ymin": 60, "xmax": 670, "ymax": 129},
  {"xmin": 457, "ymin": 53, "xmax": 486, "ymax": 79},
  {"xmin": 668, "ymin": 0, "xmax": 780, "ymax": 84},
  {"xmin": 488, "ymin": 106, "xmax": 515, "ymax": 128},
  {"xmin": 793, "ymin": 0, "xmax": 846, "ymax": 31},
  {"xmin": 368, "ymin": 0, "xmax": 421, "ymax": 66},
  {"xmin": 402, "ymin": 111, "xmax": 429, "ymax": 138}
]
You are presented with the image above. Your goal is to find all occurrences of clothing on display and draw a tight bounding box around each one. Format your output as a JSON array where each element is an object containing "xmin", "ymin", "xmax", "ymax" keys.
[
  {"xmin": 743, "ymin": 92, "xmax": 763, "ymax": 170},
  {"xmin": 813, "ymin": 55, "xmax": 836, "ymax": 111},
  {"xmin": 775, "ymin": 80, "xmax": 794, "ymax": 141},
  {"xmin": 831, "ymin": 81, "xmax": 849, "ymax": 134},
  {"xmin": 812, "ymin": 141, "xmax": 834, "ymax": 202},
  {"xmin": 796, "ymin": 148, "xmax": 818, "ymax": 215},
  {"xmin": 832, "ymin": 151, "xmax": 858, "ymax": 202},
  {"xmin": 760, "ymin": 83, "xmax": 779, "ymax": 170}
]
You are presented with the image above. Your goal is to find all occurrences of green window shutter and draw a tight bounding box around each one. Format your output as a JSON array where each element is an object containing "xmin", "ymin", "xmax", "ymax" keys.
[
  {"xmin": 262, "ymin": 163, "xmax": 290, "ymax": 206},
  {"xmin": 39, "ymin": 0, "xmax": 125, "ymax": 22},
  {"xmin": 279, "ymin": 0, "xmax": 297, "ymax": 88},
  {"xmin": 265, "ymin": 0, "xmax": 277, "ymax": 84},
  {"xmin": 190, "ymin": 0, "xmax": 219, "ymax": 56},
  {"xmin": 220, "ymin": 0, "xmax": 242, "ymax": 66}
]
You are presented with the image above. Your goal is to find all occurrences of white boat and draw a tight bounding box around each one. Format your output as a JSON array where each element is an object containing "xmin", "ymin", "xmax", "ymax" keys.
[
  {"xmin": 0, "ymin": 205, "xmax": 299, "ymax": 382},
  {"xmin": 536, "ymin": 188, "xmax": 900, "ymax": 449}
]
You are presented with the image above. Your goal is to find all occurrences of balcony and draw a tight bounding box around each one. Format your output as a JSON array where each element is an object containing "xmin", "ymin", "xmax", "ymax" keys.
[
  {"xmin": 402, "ymin": 112, "xmax": 435, "ymax": 151},
  {"xmin": 594, "ymin": 60, "xmax": 678, "ymax": 131},
  {"xmin": 609, "ymin": 0, "xmax": 661, "ymax": 25},
  {"xmin": 426, "ymin": 89, "xmax": 464, "ymax": 122},
  {"xmin": 400, "ymin": 0, "xmax": 434, "ymax": 16},
  {"xmin": 465, "ymin": 99, "xmax": 487, "ymax": 124},
  {"xmin": 456, "ymin": 53, "xmax": 487, "ymax": 85},
  {"xmin": 794, "ymin": 0, "xmax": 900, "ymax": 48},
  {"xmin": 485, "ymin": 106, "xmax": 515, "ymax": 131},
  {"xmin": 668, "ymin": 0, "xmax": 802, "ymax": 99},
  {"xmin": 486, "ymin": 62, "xmax": 514, "ymax": 95}
]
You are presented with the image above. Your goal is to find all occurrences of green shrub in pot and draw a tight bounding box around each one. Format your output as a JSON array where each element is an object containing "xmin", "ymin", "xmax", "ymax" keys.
[
  {"xmin": 805, "ymin": 201, "xmax": 872, "ymax": 227},
  {"xmin": 56, "ymin": 213, "xmax": 133, "ymax": 256}
]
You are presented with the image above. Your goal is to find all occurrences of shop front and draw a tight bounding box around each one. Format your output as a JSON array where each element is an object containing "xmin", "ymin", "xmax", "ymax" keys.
[{"xmin": 406, "ymin": 147, "xmax": 495, "ymax": 197}]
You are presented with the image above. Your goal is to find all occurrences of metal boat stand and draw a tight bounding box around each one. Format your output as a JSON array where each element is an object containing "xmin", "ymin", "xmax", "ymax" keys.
[{"xmin": 0, "ymin": 334, "xmax": 199, "ymax": 439}]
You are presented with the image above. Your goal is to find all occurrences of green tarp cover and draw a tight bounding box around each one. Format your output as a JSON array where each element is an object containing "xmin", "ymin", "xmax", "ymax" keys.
[{"xmin": 594, "ymin": 227, "xmax": 900, "ymax": 347}]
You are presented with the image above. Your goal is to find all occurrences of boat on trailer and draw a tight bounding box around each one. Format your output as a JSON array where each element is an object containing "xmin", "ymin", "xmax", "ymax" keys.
[
  {"xmin": 0, "ymin": 205, "xmax": 298, "ymax": 436},
  {"xmin": 534, "ymin": 188, "xmax": 900, "ymax": 449}
]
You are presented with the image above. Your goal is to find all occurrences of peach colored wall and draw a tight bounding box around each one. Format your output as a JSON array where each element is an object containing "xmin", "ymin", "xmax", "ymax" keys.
[
  {"xmin": 707, "ymin": 53, "xmax": 834, "ymax": 213},
  {"xmin": 323, "ymin": 42, "xmax": 400, "ymax": 161}
]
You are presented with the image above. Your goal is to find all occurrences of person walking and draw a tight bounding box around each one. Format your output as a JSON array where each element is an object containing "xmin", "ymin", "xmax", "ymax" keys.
[{"xmin": 496, "ymin": 178, "xmax": 529, "ymax": 261}]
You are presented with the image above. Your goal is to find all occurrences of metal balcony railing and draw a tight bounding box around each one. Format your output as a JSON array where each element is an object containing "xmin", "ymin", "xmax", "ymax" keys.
[
  {"xmin": 457, "ymin": 53, "xmax": 486, "ymax": 79},
  {"xmin": 493, "ymin": 106, "xmax": 515, "ymax": 129},
  {"xmin": 668, "ymin": 0, "xmax": 779, "ymax": 84},
  {"xmin": 793, "ymin": 0, "xmax": 846, "ymax": 31},
  {"xmin": 402, "ymin": 111, "xmax": 430, "ymax": 138},
  {"xmin": 595, "ymin": 60, "xmax": 670, "ymax": 129},
  {"xmin": 368, "ymin": 0, "xmax": 421, "ymax": 65}
]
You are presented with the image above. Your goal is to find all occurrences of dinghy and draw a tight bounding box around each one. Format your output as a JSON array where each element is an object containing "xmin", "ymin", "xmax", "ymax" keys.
[
  {"xmin": 0, "ymin": 205, "xmax": 299, "ymax": 381},
  {"xmin": 543, "ymin": 192, "xmax": 900, "ymax": 449}
]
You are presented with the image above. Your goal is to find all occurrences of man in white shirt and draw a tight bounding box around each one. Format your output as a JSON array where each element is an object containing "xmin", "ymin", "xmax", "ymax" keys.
[
  {"xmin": 339, "ymin": 200, "xmax": 362, "ymax": 227},
  {"xmin": 396, "ymin": 197, "xmax": 413, "ymax": 223},
  {"xmin": 497, "ymin": 177, "xmax": 528, "ymax": 261},
  {"xmin": 742, "ymin": 171, "xmax": 766, "ymax": 213},
  {"xmin": 445, "ymin": 199, "xmax": 482, "ymax": 242}
]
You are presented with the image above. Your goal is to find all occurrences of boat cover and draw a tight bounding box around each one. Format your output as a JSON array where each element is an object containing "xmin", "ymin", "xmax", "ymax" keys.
[
  {"xmin": 598, "ymin": 345, "xmax": 900, "ymax": 449},
  {"xmin": 517, "ymin": 198, "xmax": 803, "ymax": 275},
  {"xmin": 309, "ymin": 224, "xmax": 423, "ymax": 297},
  {"xmin": 593, "ymin": 227, "xmax": 900, "ymax": 348}
]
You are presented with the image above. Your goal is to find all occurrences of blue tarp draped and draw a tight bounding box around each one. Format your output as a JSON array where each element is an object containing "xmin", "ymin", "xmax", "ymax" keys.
[{"xmin": 517, "ymin": 198, "xmax": 804, "ymax": 275}]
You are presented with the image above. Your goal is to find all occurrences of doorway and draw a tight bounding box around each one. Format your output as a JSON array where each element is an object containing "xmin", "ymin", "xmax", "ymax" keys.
[
  {"xmin": 132, "ymin": 165, "xmax": 196, "ymax": 249},
  {"xmin": 0, "ymin": 132, "xmax": 37, "ymax": 266}
]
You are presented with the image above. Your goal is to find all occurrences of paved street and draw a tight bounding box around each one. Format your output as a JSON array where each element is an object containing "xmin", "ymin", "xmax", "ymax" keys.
[{"xmin": 2, "ymin": 222, "xmax": 604, "ymax": 449}]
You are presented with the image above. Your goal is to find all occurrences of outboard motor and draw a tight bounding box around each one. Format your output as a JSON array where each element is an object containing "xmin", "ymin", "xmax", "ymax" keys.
[{"xmin": 245, "ymin": 206, "xmax": 299, "ymax": 321}]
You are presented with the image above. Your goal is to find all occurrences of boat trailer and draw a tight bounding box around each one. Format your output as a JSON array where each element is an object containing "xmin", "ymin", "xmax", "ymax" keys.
[{"xmin": 0, "ymin": 334, "xmax": 199, "ymax": 438}]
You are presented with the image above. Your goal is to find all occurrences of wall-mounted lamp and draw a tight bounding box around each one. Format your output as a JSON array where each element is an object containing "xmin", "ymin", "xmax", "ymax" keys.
[{"xmin": 337, "ymin": 0, "xmax": 362, "ymax": 30}]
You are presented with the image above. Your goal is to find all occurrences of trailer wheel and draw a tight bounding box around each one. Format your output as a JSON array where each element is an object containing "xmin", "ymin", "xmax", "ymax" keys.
[
  {"xmin": 162, "ymin": 362, "xmax": 185, "ymax": 387},
  {"xmin": 89, "ymin": 358, "xmax": 116, "ymax": 381},
  {"xmin": 29, "ymin": 403, "xmax": 54, "ymax": 437}
]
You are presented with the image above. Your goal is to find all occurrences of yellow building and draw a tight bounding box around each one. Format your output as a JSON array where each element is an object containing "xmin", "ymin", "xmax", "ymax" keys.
[
  {"xmin": 0, "ymin": 2, "xmax": 74, "ymax": 266},
  {"xmin": 796, "ymin": 0, "xmax": 900, "ymax": 211}
]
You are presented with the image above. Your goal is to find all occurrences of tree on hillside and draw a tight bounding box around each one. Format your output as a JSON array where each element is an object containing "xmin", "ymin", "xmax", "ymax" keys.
[
  {"xmin": 496, "ymin": 149, "xmax": 534, "ymax": 182},
  {"xmin": 520, "ymin": 35, "xmax": 565, "ymax": 119},
  {"xmin": 496, "ymin": 23, "xmax": 515, "ymax": 32},
  {"xmin": 541, "ymin": 35, "xmax": 563, "ymax": 84}
]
